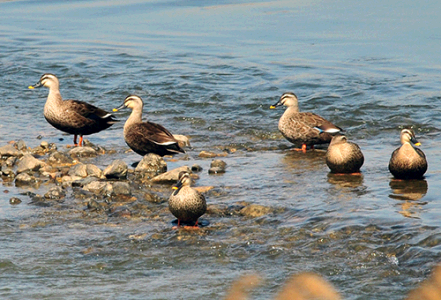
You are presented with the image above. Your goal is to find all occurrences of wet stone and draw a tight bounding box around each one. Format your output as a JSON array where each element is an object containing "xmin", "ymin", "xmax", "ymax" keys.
[
  {"xmin": 199, "ymin": 150, "xmax": 221, "ymax": 158},
  {"xmin": 16, "ymin": 154, "xmax": 46, "ymax": 174},
  {"xmin": 135, "ymin": 153, "xmax": 167, "ymax": 175},
  {"xmin": 0, "ymin": 144, "xmax": 23, "ymax": 157},
  {"xmin": 72, "ymin": 177, "xmax": 99, "ymax": 188},
  {"xmin": 86, "ymin": 164, "xmax": 103, "ymax": 178},
  {"xmin": 83, "ymin": 181, "xmax": 111, "ymax": 195},
  {"xmin": 9, "ymin": 197, "xmax": 22, "ymax": 205},
  {"xmin": 15, "ymin": 173, "xmax": 37, "ymax": 187},
  {"xmin": 68, "ymin": 163, "xmax": 88, "ymax": 178},
  {"xmin": 48, "ymin": 151, "xmax": 73, "ymax": 164},
  {"xmin": 103, "ymin": 160, "xmax": 128, "ymax": 180},
  {"xmin": 108, "ymin": 206, "xmax": 132, "ymax": 218},
  {"xmin": 44, "ymin": 186, "xmax": 65, "ymax": 200},
  {"xmin": 40, "ymin": 141, "xmax": 49, "ymax": 149},
  {"xmin": 68, "ymin": 146, "xmax": 97, "ymax": 158},
  {"xmin": 1, "ymin": 166, "xmax": 15, "ymax": 178},
  {"xmin": 151, "ymin": 166, "xmax": 191, "ymax": 183},
  {"xmin": 208, "ymin": 159, "xmax": 227, "ymax": 174},
  {"xmin": 15, "ymin": 140, "xmax": 27, "ymax": 151},
  {"xmin": 111, "ymin": 181, "xmax": 131, "ymax": 196},
  {"xmin": 191, "ymin": 164, "xmax": 203, "ymax": 172},
  {"xmin": 5, "ymin": 157, "xmax": 17, "ymax": 167}
]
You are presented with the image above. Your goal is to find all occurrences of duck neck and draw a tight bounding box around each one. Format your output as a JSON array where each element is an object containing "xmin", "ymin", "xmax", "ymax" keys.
[
  {"xmin": 44, "ymin": 85, "xmax": 63, "ymax": 113},
  {"xmin": 285, "ymin": 105, "xmax": 299, "ymax": 114},
  {"xmin": 124, "ymin": 107, "xmax": 143, "ymax": 133}
]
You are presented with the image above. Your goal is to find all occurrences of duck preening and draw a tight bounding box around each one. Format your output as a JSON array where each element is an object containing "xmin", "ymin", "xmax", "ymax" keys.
[{"xmin": 28, "ymin": 73, "xmax": 118, "ymax": 146}]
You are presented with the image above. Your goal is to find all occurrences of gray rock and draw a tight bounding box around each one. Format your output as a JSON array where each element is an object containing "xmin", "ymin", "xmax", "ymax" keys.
[
  {"xmin": 15, "ymin": 173, "xmax": 37, "ymax": 187},
  {"xmin": 48, "ymin": 151, "xmax": 73, "ymax": 164},
  {"xmin": 208, "ymin": 159, "xmax": 227, "ymax": 174},
  {"xmin": 15, "ymin": 140, "xmax": 27, "ymax": 151},
  {"xmin": 71, "ymin": 177, "xmax": 99, "ymax": 188},
  {"xmin": 5, "ymin": 156, "xmax": 17, "ymax": 167},
  {"xmin": 86, "ymin": 164, "xmax": 103, "ymax": 178},
  {"xmin": 44, "ymin": 186, "xmax": 65, "ymax": 200},
  {"xmin": 0, "ymin": 144, "xmax": 22, "ymax": 157},
  {"xmin": 103, "ymin": 160, "xmax": 128, "ymax": 179},
  {"xmin": 68, "ymin": 146, "xmax": 97, "ymax": 158},
  {"xmin": 135, "ymin": 153, "xmax": 167, "ymax": 174},
  {"xmin": 83, "ymin": 181, "xmax": 112, "ymax": 195},
  {"xmin": 112, "ymin": 181, "xmax": 131, "ymax": 196},
  {"xmin": 151, "ymin": 166, "xmax": 191, "ymax": 183},
  {"xmin": 16, "ymin": 154, "xmax": 46, "ymax": 174},
  {"xmin": 68, "ymin": 163, "xmax": 88, "ymax": 178}
]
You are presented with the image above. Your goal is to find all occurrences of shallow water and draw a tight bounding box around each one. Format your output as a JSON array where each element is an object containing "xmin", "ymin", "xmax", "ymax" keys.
[{"xmin": 1, "ymin": 0, "xmax": 441, "ymax": 299}]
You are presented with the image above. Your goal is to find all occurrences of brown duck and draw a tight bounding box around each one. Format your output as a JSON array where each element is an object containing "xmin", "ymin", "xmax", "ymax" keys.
[
  {"xmin": 113, "ymin": 95, "xmax": 185, "ymax": 157},
  {"xmin": 28, "ymin": 73, "xmax": 118, "ymax": 146},
  {"xmin": 270, "ymin": 92, "xmax": 342, "ymax": 152},
  {"xmin": 168, "ymin": 171, "xmax": 207, "ymax": 227},
  {"xmin": 389, "ymin": 129, "xmax": 427, "ymax": 179},
  {"xmin": 326, "ymin": 135, "xmax": 364, "ymax": 174}
]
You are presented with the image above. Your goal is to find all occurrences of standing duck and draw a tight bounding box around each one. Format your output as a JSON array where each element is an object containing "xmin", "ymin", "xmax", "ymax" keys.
[
  {"xmin": 113, "ymin": 95, "xmax": 185, "ymax": 157},
  {"xmin": 326, "ymin": 135, "xmax": 364, "ymax": 174},
  {"xmin": 389, "ymin": 129, "xmax": 427, "ymax": 179},
  {"xmin": 168, "ymin": 171, "xmax": 207, "ymax": 227},
  {"xmin": 270, "ymin": 92, "xmax": 342, "ymax": 152},
  {"xmin": 28, "ymin": 73, "xmax": 118, "ymax": 146}
]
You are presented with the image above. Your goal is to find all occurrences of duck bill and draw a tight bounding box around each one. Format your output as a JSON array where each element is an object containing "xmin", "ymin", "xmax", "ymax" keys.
[
  {"xmin": 172, "ymin": 180, "xmax": 183, "ymax": 196},
  {"xmin": 28, "ymin": 81, "xmax": 42, "ymax": 89},
  {"xmin": 269, "ymin": 100, "xmax": 282, "ymax": 109},
  {"xmin": 411, "ymin": 137, "xmax": 421, "ymax": 146},
  {"xmin": 112, "ymin": 103, "xmax": 126, "ymax": 112}
]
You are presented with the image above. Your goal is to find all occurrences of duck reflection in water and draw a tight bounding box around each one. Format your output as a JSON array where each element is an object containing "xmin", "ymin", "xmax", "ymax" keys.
[{"xmin": 389, "ymin": 179, "xmax": 428, "ymax": 218}]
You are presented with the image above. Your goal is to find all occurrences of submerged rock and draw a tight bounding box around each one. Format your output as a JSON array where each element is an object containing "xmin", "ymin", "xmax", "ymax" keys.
[
  {"xmin": 191, "ymin": 164, "xmax": 203, "ymax": 172},
  {"xmin": 103, "ymin": 160, "xmax": 128, "ymax": 179},
  {"xmin": 240, "ymin": 204, "xmax": 272, "ymax": 218},
  {"xmin": 135, "ymin": 153, "xmax": 167, "ymax": 175},
  {"xmin": 208, "ymin": 159, "xmax": 227, "ymax": 174},
  {"xmin": 199, "ymin": 150, "xmax": 227, "ymax": 158},
  {"xmin": 44, "ymin": 186, "xmax": 65, "ymax": 200},
  {"xmin": 9, "ymin": 197, "xmax": 22, "ymax": 205},
  {"xmin": 151, "ymin": 166, "xmax": 191, "ymax": 183},
  {"xmin": 83, "ymin": 181, "xmax": 113, "ymax": 196},
  {"xmin": 111, "ymin": 181, "xmax": 131, "ymax": 196},
  {"xmin": 16, "ymin": 154, "xmax": 46, "ymax": 174}
]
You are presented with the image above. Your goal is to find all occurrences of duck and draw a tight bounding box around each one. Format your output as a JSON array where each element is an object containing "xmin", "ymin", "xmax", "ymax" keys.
[
  {"xmin": 113, "ymin": 95, "xmax": 185, "ymax": 157},
  {"xmin": 168, "ymin": 171, "xmax": 207, "ymax": 227},
  {"xmin": 270, "ymin": 92, "xmax": 342, "ymax": 152},
  {"xmin": 28, "ymin": 73, "xmax": 118, "ymax": 146},
  {"xmin": 325, "ymin": 135, "xmax": 364, "ymax": 174},
  {"xmin": 389, "ymin": 129, "xmax": 427, "ymax": 179}
]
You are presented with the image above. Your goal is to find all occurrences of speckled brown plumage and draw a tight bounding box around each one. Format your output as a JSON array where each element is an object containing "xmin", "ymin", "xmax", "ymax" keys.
[
  {"xmin": 168, "ymin": 171, "xmax": 207, "ymax": 227},
  {"xmin": 389, "ymin": 129, "xmax": 427, "ymax": 179},
  {"xmin": 114, "ymin": 95, "xmax": 185, "ymax": 157},
  {"xmin": 29, "ymin": 73, "xmax": 118, "ymax": 146},
  {"xmin": 326, "ymin": 135, "xmax": 364, "ymax": 173},
  {"xmin": 270, "ymin": 92, "xmax": 342, "ymax": 150}
]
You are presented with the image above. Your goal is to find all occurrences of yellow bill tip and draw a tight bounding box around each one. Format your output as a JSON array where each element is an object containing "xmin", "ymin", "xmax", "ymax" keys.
[
  {"xmin": 172, "ymin": 186, "xmax": 178, "ymax": 190},
  {"xmin": 112, "ymin": 108, "xmax": 118, "ymax": 112},
  {"xmin": 269, "ymin": 105, "xmax": 276, "ymax": 109},
  {"xmin": 415, "ymin": 142, "xmax": 421, "ymax": 146},
  {"xmin": 28, "ymin": 86, "xmax": 34, "ymax": 89}
]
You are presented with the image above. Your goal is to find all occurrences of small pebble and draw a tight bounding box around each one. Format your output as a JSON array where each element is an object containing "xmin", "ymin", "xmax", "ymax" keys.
[{"xmin": 9, "ymin": 197, "xmax": 22, "ymax": 205}]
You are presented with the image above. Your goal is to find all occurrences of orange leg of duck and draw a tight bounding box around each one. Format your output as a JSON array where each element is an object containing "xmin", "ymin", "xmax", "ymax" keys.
[{"xmin": 78, "ymin": 135, "xmax": 84, "ymax": 147}]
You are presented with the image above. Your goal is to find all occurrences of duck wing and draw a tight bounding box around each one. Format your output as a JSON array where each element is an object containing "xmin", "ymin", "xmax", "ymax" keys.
[
  {"xmin": 296, "ymin": 112, "xmax": 342, "ymax": 133},
  {"xmin": 65, "ymin": 100, "xmax": 118, "ymax": 124},
  {"xmin": 129, "ymin": 122, "xmax": 185, "ymax": 153}
]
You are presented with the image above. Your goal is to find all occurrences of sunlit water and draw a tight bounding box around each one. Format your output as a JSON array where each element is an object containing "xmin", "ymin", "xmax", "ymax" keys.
[{"xmin": 1, "ymin": 0, "xmax": 441, "ymax": 299}]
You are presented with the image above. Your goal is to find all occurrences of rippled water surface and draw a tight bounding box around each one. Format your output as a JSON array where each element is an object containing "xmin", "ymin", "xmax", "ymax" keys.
[{"xmin": 2, "ymin": 0, "xmax": 441, "ymax": 299}]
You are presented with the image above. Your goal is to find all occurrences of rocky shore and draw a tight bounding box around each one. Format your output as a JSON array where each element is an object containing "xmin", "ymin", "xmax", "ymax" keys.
[{"xmin": 1, "ymin": 139, "xmax": 277, "ymax": 228}]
